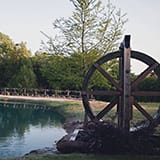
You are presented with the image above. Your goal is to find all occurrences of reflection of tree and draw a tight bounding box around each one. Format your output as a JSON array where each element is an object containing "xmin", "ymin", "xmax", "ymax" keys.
[{"xmin": 0, "ymin": 103, "xmax": 65, "ymax": 139}]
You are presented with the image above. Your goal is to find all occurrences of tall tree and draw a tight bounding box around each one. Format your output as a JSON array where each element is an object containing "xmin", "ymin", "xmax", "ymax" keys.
[
  {"xmin": 41, "ymin": 0, "xmax": 127, "ymax": 76},
  {"xmin": 42, "ymin": 0, "xmax": 126, "ymax": 55}
]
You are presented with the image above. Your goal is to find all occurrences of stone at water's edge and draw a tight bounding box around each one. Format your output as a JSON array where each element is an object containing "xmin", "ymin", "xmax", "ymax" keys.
[
  {"xmin": 56, "ymin": 121, "xmax": 160, "ymax": 155},
  {"xmin": 57, "ymin": 121, "xmax": 88, "ymax": 153},
  {"xmin": 56, "ymin": 136, "xmax": 88, "ymax": 153},
  {"xmin": 24, "ymin": 147, "xmax": 57, "ymax": 156}
]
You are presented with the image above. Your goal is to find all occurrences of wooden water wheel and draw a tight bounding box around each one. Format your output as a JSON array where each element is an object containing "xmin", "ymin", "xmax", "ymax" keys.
[{"xmin": 82, "ymin": 35, "xmax": 160, "ymax": 131}]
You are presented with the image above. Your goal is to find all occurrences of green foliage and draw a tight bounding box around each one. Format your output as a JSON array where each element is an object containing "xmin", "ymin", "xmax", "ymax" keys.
[
  {"xmin": 0, "ymin": 32, "xmax": 15, "ymax": 87},
  {"xmin": 136, "ymin": 74, "xmax": 160, "ymax": 102},
  {"xmin": 8, "ymin": 58, "xmax": 37, "ymax": 88},
  {"xmin": 41, "ymin": 0, "xmax": 127, "ymax": 78},
  {"xmin": 32, "ymin": 50, "xmax": 103, "ymax": 90},
  {"xmin": 32, "ymin": 53, "xmax": 71, "ymax": 89},
  {"xmin": 34, "ymin": 54, "xmax": 83, "ymax": 90},
  {"xmin": 69, "ymin": 50, "xmax": 103, "ymax": 88},
  {"xmin": 42, "ymin": 0, "xmax": 127, "ymax": 55},
  {"xmin": 0, "ymin": 32, "xmax": 36, "ymax": 88},
  {"xmin": 32, "ymin": 52, "xmax": 51, "ymax": 88},
  {"xmin": 0, "ymin": 33, "xmax": 31, "ymax": 63},
  {"xmin": 40, "ymin": 55, "xmax": 69, "ymax": 89}
]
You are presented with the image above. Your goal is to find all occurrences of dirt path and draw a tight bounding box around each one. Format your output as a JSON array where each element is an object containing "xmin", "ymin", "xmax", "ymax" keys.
[{"xmin": 0, "ymin": 94, "xmax": 81, "ymax": 102}]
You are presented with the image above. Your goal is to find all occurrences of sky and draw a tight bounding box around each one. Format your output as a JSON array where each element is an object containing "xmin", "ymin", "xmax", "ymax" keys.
[{"xmin": 1, "ymin": 0, "xmax": 160, "ymax": 73}]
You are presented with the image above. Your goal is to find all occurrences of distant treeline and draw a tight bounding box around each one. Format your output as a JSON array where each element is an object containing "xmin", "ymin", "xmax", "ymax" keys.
[
  {"xmin": 0, "ymin": 33, "xmax": 159, "ymax": 102},
  {"xmin": 0, "ymin": 51, "xmax": 159, "ymax": 102}
]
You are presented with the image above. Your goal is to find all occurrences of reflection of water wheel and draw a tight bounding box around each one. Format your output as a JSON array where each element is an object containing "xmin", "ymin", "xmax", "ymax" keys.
[{"xmin": 82, "ymin": 35, "xmax": 160, "ymax": 131}]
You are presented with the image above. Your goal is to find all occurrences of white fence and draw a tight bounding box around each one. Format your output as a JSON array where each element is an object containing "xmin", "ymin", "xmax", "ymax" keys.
[{"xmin": 0, "ymin": 88, "xmax": 82, "ymax": 99}]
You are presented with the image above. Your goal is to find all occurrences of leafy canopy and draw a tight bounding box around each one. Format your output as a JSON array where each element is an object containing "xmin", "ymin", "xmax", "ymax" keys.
[{"xmin": 41, "ymin": 0, "xmax": 127, "ymax": 55}]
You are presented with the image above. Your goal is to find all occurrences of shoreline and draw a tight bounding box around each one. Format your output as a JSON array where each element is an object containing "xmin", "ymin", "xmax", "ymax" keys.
[
  {"xmin": 0, "ymin": 94, "xmax": 82, "ymax": 158},
  {"xmin": 0, "ymin": 94, "xmax": 82, "ymax": 102}
]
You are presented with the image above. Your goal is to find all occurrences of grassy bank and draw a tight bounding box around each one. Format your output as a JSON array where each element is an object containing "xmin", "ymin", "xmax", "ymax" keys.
[{"xmin": 3, "ymin": 154, "xmax": 160, "ymax": 160}]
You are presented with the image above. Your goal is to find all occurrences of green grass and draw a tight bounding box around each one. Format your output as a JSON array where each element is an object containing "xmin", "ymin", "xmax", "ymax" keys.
[
  {"xmin": 0, "ymin": 98, "xmax": 82, "ymax": 108},
  {"xmin": 4, "ymin": 154, "xmax": 160, "ymax": 160},
  {"xmin": 140, "ymin": 102, "xmax": 160, "ymax": 108}
]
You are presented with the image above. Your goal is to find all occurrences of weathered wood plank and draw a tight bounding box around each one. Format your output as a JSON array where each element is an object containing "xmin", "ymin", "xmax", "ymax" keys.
[
  {"xmin": 132, "ymin": 91, "xmax": 160, "ymax": 96},
  {"xmin": 122, "ymin": 35, "xmax": 131, "ymax": 131},
  {"xmin": 81, "ymin": 90, "xmax": 121, "ymax": 96},
  {"xmin": 131, "ymin": 63, "xmax": 159, "ymax": 90},
  {"xmin": 96, "ymin": 98, "xmax": 118, "ymax": 120},
  {"xmin": 134, "ymin": 100, "xmax": 153, "ymax": 122},
  {"xmin": 93, "ymin": 63, "xmax": 122, "ymax": 91}
]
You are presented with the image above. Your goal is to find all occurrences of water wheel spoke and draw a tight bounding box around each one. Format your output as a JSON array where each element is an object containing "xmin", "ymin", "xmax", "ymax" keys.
[
  {"xmin": 81, "ymin": 90, "xmax": 121, "ymax": 96},
  {"xmin": 93, "ymin": 63, "xmax": 122, "ymax": 91},
  {"xmin": 132, "ymin": 91, "xmax": 160, "ymax": 96},
  {"xmin": 133, "ymin": 99, "xmax": 153, "ymax": 122},
  {"xmin": 96, "ymin": 98, "xmax": 118, "ymax": 120},
  {"xmin": 131, "ymin": 63, "xmax": 159, "ymax": 90},
  {"xmin": 82, "ymin": 96, "xmax": 96, "ymax": 120}
]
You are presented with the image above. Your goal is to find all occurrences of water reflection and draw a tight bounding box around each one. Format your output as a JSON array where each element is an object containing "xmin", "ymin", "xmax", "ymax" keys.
[{"xmin": 0, "ymin": 101, "xmax": 66, "ymax": 158}]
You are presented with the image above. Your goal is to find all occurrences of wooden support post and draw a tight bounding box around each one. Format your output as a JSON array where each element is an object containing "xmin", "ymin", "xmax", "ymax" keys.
[
  {"xmin": 123, "ymin": 35, "xmax": 131, "ymax": 131},
  {"xmin": 118, "ymin": 35, "xmax": 132, "ymax": 132},
  {"xmin": 118, "ymin": 50, "xmax": 123, "ymax": 129}
]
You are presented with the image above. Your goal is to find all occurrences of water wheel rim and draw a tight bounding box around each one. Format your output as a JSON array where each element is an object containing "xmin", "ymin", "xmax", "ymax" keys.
[{"xmin": 82, "ymin": 50, "xmax": 160, "ymax": 125}]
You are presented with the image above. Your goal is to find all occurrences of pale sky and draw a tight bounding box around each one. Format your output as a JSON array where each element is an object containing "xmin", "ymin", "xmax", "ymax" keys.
[{"xmin": 1, "ymin": 0, "xmax": 160, "ymax": 73}]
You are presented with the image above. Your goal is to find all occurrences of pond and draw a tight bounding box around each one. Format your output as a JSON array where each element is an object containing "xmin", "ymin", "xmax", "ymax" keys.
[{"xmin": 0, "ymin": 101, "xmax": 67, "ymax": 158}]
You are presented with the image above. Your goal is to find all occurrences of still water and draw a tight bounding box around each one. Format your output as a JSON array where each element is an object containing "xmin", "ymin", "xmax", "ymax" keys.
[{"xmin": 0, "ymin": 101, "xmax": 66, "ymax": 158}]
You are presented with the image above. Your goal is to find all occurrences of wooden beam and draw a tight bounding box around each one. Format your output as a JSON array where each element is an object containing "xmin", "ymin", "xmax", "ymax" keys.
[
  {"xmin": 134, "ymin": 100, "xmax": 153, "ymax": 122},
  {"xmin": 96, "ymin": 98, "xmax": 118, "ymax": 120},
  {"xmin": 131, "ymin": 63, "xmax": 159, "ymax": 90},
  {"xmin": 118, "ymin": 53, "xmax": 123, "ymax": 128},
  {"xmin": 82, "ymin": 96, "xmax": 96, "ymax": 120},
  {"xmin": 93, "ymin": 63, "xmax": 122, "ymax": 91},
  {"xmin": 122, "ymin": 35, "xmax": 131, "ymax": 131},
  {"xmin": 81, "ymin": 90, "xmax": 121, "ymax": 96},
  {"xmin": 132, "ymin": 91, "xmax": 160, "ymax": 96}
]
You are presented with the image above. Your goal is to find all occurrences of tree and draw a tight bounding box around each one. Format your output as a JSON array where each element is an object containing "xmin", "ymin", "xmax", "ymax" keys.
[
  {"xmin": 8, "ymin": 58, "xmax": 37, "ymax": 88},
  {"xmin": 0, "ymin": 32, "xmax": 36, "ymax": 88},
  {"xmin": 0, "ymin": 32, "xmax": 16, "ymax": 87},
  {"xmin": 42, "ymin": 0, "xmax": 126, "ymax": 55},
  {"xmin": 35, "ymin": 54, "xmax": 78, "ymax": 90},
  {"xmin": 32, "ymin": 52, "xmax": 49, "ymax": 88},
  {"xmin": 42, "ymin": 0, "xmax": 126, "ymax": 77},
  {"xmin": 0, "ymin": 33, "xmax": 31, "ymax": 62},
  {"xmin": 136, "ymin": 74, "xmax": 160, "ymax": 102}
]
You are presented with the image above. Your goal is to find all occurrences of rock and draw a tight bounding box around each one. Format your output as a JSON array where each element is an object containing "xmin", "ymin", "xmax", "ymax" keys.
[
  {"xmin": 63, "ymin": 121, "xmax": 83, "ymax": 133},
  {"xmin": 24, "ymin": 147, "xmax": 57, "ymax": 156}
]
